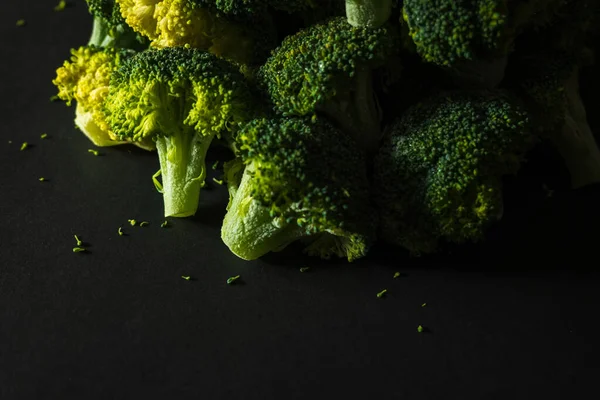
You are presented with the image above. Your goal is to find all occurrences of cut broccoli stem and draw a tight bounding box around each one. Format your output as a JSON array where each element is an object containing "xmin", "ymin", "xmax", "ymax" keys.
[
  {"xmin": 88, "ymin": 17, "xmax": 111, "ymax": 47},
  {"xmin": 345, "ymin": 0, "xmax": 392, "ymax": 28},
  {"xmin": 74, "ymin": 104, "xmax": 126, "ymax": 147},
  {"xmin": 155, "ymin": 132, "xmax": 211, "ymax": 218},
  {"xmin": 221, "ymin": 165, "xmax": 307, "ymax": 260},
  {"xmin": 552, "ymin": 70, "xmax": 600, "ymax": 189}
]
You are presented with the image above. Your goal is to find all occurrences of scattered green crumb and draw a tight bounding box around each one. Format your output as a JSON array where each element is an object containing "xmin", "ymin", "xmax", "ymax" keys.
[
  {"xmin": 160, "ymin": 221, "xmax": 168, "ymax": 228},
  {"xmin": 88, "ymin": 149, "xmax": 100, "ymax": 156},
  {"xmin": 16, "ymin": 19, "xmax": 26, "ymax": 27},
  {"xmin": 212, "ymin": 178, "xmax": 224, "ymax": 185},
  {"xmin": 20, "ymin": 142, "xmax": 28, "ymax": 151},
  {"xmin": 211, "ymin": 160, "xmax": 219, "ymax": 170},
  {"xmin": 39, "ymin": 177, "xmax": 46, "ymax": 182},
  {"xmin": 139, "ymin": 221, "xmax": 149, "ymax": 227},
  {"xmin": 74, "ymin": 234, "xmax": 83, "ymax": 246},
  {"xmin": 226, "ymin": 275, "xmax": 241, "ymax": 285},
  {"xmin": 421, "ymin": 303, "xmax": 427, "ymax": 307},
  {"xmin": 376, "ymin": 289, "xmax": 388, "ymax": 298},
  {"xmin": 118, "ymin": 227, "xmax": 124, "ymax": 236},
  {"xmin": 54, "ymin": 0, "xmax": 67, "ymax": 11},
  {"xmin": 8, "ymin": 140, "xmax": 12, "ymax": 144},
  {"xmin": 299, "ymin": 267, "xmax": 310, "ymax": 273},
  {"xmin": 128, "ymin": 219, "xmax": 137, "ymax": 226},
  {"xmin": 40, "ymin": 133, "xmax": 48, "ymax": 139},
  {"xmin": 417, "ymin": 325, "xmax": 424, "ymax": 333},
  {"xmin": 181, "ymin": 275, "xmax": 191, "ymax": 281},
  {"xmin": 393, "ymin": 272, "xmax": 401, "ymax": 279},
  {"xmin": 72, "ymin": 247, "xmax": 86, "ymax": 253}
]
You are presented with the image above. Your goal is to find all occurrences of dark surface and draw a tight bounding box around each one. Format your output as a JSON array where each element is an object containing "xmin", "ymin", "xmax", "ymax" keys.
[{"xmin": 1, "ymin": 2, "xmax": 599, "ymax": 399}]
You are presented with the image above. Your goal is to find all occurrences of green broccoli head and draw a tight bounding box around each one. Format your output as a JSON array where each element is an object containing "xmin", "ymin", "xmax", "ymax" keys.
[
  {"xmin": 104, "ymin": 47, "xmax": 258, "ymax": 217},
  {"xmin": 258, "ymin": 16, "xmax": 399, "ymax": 156},
  {"xmin": 116, "ymin": 0, "xmax": 276, "ymax": 66},
  {"xmin": 373, "ymin": 90, "xmax": 532, "ymax": 254},
  {"xmin": 221, "ymin": 116, "xmax": 377, "ymax": 261},
  {"xmin": 86, "ymin": 0, "xmax": 148, "ymax": 49}
]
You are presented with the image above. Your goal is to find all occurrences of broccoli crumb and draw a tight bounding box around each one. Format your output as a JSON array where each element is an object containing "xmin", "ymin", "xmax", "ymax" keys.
[
  {"xmin": 139, "ymin": 221, "xmax": 149, "ymax": 227},
  {"xmin": 393, "ymin": 272, "xmax": 401, "ymax": 279},
  {"xmin": 20, "ymin": 142, "xmax": 28, "ymax": 151},
  {"xmin": 39, "ymin": 177, "xmax": 46, "ymax": 182},
  {"xmin": 16, "ymin": 19, "xmax": 26, "ymax": 27},
  {"xmin": 74, "ymin": 235, "xmax": 83, "ymax": 246},
  {"xmin": 421, "ymin": 303, "xmax": 427, "ymax": 307},
  {"xmin": 72, "ymin": 247, "xmax": 86, "ymax": 253},
  {"xmin": 54, "ymin": 0, "xmax": 67, "ymax": 12},
  {"xmin": 40, "ymin": 133, "xmax": 48, "ymax": 139},
  {"xmin": 181, "ymin": 275, "xmax": 192, "ymax": 281},
  {"xmin": 88, "ymin": 149, "xmax": 100, "ymax": 156},
  {"xmin": 211, "ymin": 161, "xmax": 219, "ymax": 170},
  {"xmin": 128, "ymin": 219, "xmax": 137, "ymax": 226},
  {"xmin": 226, "ymin": 275, "xmax": 241, "ymax": 285},
  {"xmin": 417, "ymin": 325, "xmax": 424, "ymax": 333},
  {"xmin": 377, "ymin": 289, "xmax": 388, "ymax": 298},
  {"xmin": 160, "ymin": 221, "xmax": 169, "ymax": 228},
  {"xmin": 118, "ymin": 227, "xmax": 124, "ymax": 236},
  {"xmin": 212, "ymin": 178, "xmax": 224, "ymax": 185},
  {"xmin": 299, "ymin": 267, "xmax": 310, "ymax": 273},
  {"xmin": 8, "ymin": 140, "xmax": 12, "ymax": 144}
]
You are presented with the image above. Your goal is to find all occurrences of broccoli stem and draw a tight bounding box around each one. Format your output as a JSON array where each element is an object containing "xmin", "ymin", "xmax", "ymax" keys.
[
  {"xmin": 221, "ymin": 165, "xmax": 307, "ymax": 260},
  {"xmin": 345, "ymin": 0, "xmax": 393, "ymax": 28},
  {"xmin": 88, "ymin": 17, "xmax": 112, "ymax": 47},
  {"xmin": 155, "ymin": 132, "xmax": 211, "ymax": 217},
  {"xmin": 552, "ymin": 70, "xmax": 600, "ymax": 189}
]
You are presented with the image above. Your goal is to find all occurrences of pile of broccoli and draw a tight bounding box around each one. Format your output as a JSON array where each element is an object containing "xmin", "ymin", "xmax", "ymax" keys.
[{"xmin": 52, "ymin": 0, "xmax": 600, "ymax": 261}]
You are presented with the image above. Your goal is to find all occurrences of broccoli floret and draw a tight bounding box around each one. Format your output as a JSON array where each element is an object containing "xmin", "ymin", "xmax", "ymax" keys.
[
  {"xmin": 116, "ymin": 0, "xmax": 276, "ymax": 66},
  {"xmin": 400, "ymin": 0, "xmax": 562, "ymax": 88},
  {"xmin": 258, "ymin": 16, "xmax": 399, "ymax": 157},
  {"xmin": 503, "ymin": 0, "xmax": 600, "ymax": 188},
  {"xmin": 104, "ymin": 47, "xmax": 257, "ymax": 217},
  {"xmin": 86, "ymin": 0, "xmax": 148, "ymax": 49},
  {"xmin": 221, "ymin": 117, "xmax": 376, "ymax": 261},
  {"xmin": 52, "ymin": 45, "xmax": 153, "ymax": 150},
  {"xmin": 373, "ymin": 90, "xmax": 531, "ymax": 254}
]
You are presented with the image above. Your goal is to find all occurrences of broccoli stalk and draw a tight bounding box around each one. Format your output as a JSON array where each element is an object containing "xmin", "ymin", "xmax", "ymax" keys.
[
  {"xmin": 105, "ymin": 47, "xmax": 257, "ymax": 217},
  {"xmin": 345, "ymin": 0, "xmax": 393, "ymax": 28},
  {"xmin": 155, "ymin": 131, "xmax": 212, "ymax": 217},
  {"xmin": 86, "ymin": 0, "xmax": 147, "ymax": 49},
  {"xmin": 553, "ymin": 70, "xmax": 600, "ymax": 188}
]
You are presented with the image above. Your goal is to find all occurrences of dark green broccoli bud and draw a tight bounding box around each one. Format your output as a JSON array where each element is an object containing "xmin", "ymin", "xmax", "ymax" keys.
[
  {"xmin": 345, "ymin": 0, "xmax": 393, "ymax": 28},
  {"xmin": 373, "ymin": 90, "xmax": 532, "ymax": 254},
  {"xmin": 400, "ymin": 0, "xmax": 563, "ymax": 88},
  {"xmin": 86, "ymin": 0, "xmax": 148, "ymax": 49},
  {"xmin": 104, "ymin": 47, "xmax": 258, "ymax": 217},
  {"xmin": 221, "ymin": 116, "xmax": 377, "ymax": 261},
  {"xmin": 502, "ymin": 0, "xmax": 600, "ymax": 188},
  {"xmin": 258, "ymin": 16, "xmax": 399, "ymax": 157}
]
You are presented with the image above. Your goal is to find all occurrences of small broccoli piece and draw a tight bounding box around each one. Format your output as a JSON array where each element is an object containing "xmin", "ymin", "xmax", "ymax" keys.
[
  {"xmin": 52, "ymin": 45, "xmax": 153, "ymax": 149},
  {"xmin": 104, "ymin": 47, "xmax": 257, "ymax": 217},
  {"xmin": 221, "ymin": 117, "xmax": 376, "ymax": 261},
  {"xmin": 86, "ymin": 0, "xmax": 148, "ymax": 49},
  {"xmin": 373, "ymin": 90, "xmax": 531, "ymax": 254},
  {"xmin": 258, "ymin": 16, "xmax": 399, "ymax": 157},
  {"xmin": 116, "ymin": 0, "xmax": 276, "ymax": 66},
  {"xmin": 345, "ymin": 0, "xmax": 393, "ymax": 28}
]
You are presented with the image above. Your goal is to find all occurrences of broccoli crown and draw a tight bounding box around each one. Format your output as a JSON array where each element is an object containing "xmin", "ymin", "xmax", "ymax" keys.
[
  {"xmin": 105, "ymin": 47, "xmax": 254, "ymax": 142},
  {"xmin": 236, "ymin": 116, "xmax": 375, "ymax": 260},
  {"xmin": 87, "ymin": 0, "xmax": 128, "ymax": 32},
  {"xmin": 116, "ymin": 0, "xmax": 275, "ymax": 65},
  {"xmin": 257, "ymin": 16, "xmax": 397, "ymax": 117},
  {"xmin": 87, "ymin": 0, "xmax": 148, "ymax": 48},
  {"xmin": 53, "ymin": 45, "xmax": 133, "ymax": 135},
  {"xmin": 402, "ymin": 0, "xmax": 510, "ymax": 67},
  {"xmin": 374, "ymin": 90, "xmax": 531, "ymax": 253}
]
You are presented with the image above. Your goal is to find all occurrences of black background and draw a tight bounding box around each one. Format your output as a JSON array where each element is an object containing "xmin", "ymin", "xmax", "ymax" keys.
[{"xmin": 1, "ymin": 1, "xmax": 599, "ymax": 399}]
